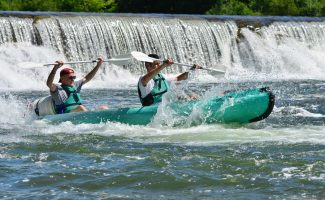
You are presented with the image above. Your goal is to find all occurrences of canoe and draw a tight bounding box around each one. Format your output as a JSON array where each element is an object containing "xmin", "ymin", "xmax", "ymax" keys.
[{"xmin": 41, "ymin": 87, "xmax": 275, "ymax": 125}]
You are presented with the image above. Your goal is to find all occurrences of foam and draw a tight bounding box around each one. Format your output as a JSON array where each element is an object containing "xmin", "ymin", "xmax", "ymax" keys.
[
  {"xmin": 275, "ymin": 106, "xmax": 324, "ymax": 118},
  {"xmin": 228, "ymin": 28, "xmax": 325, "ymax": 81}
]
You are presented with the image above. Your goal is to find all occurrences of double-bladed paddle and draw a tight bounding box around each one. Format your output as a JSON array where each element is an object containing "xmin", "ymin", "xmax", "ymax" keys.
[
  {"xmin": 18, "ymin": 53, "xmax": 132, "ymax": 69},
  {"xmin": 131, "ymin": 51, "xmax": 226, "ymax": 75}
]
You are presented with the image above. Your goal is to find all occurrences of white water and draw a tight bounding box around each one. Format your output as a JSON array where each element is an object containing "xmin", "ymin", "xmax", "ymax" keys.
[
  {"xmin": 0, "ymin": 85, "xmax": 324, "ymax": 146},
  {"xmin": 235, "ymin": 26, "xmax": 325, "ymax": 80},
  {"xmin": 0, "ymin": 36, "xmax": 324, "ymax": 90},
  {"xmin": 0, "ymin": 16, "xmax": 325, "ymax": 90},
  {"xmin": 0, "ymin": 43, "xmax": 138, "ymax": 90},
  {"xmin": 2, "ymin": 113, "xmax": 324, "ymax": 145}
]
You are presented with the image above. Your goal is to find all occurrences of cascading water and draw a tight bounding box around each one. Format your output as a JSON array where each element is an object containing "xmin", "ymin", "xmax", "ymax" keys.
[
  {"xmin": 0, "ymin": 14, "xmax": 325, "ymax": 90},
  {"xmin": 32, "ymin": 16, "xmax": 237, "ymax": 74},
  {"xmin": 0, "ymin": 15, "xmax": 238, "ymax": 89},
  {"xmin": 237, "ymin": 21, "xmax": 325, "ymax": 80}
]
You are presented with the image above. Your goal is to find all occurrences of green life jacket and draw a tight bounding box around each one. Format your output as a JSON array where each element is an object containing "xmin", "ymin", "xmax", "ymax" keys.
[
  {"xmin": 138, "ymin": 73, "xmax": 169, "ymax": 106},
  {"xmin": 56, "ymin": 85, "xmax": 82, "ymax": 114}
]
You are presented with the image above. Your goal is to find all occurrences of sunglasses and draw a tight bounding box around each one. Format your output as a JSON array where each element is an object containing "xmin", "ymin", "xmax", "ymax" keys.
[
  {"xmin": 150, "ymin": 61, "xmax": 160, "ymax": 66},
  {"xmin": 63, "ymin": 76, "xmax": 76, "ymax": 80}
]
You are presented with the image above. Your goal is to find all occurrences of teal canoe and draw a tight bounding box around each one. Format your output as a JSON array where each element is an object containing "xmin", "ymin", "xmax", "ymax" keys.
[{"xmin": 42, "ymin": 87, "xmax": 275, "ymax": 125}]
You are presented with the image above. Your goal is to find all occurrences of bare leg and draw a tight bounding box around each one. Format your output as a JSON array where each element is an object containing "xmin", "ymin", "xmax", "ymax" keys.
[
  {"xmin": 189, "ymin": 93, "xmax": 199, "ymax": 100},
  {"xmin": 70, "ymin": 105, "xmax": 88, "ymax": 112},
  {"xmin": 97, "ymin": 105, "xmax": 109, "ymax": 110}
]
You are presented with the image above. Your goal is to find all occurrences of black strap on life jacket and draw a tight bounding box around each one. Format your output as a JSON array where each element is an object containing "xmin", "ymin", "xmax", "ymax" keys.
[
  {"xmin": 34, "ymin": 99, "xmax": 40, "ymax": 116},
  {"xmin": 137, "ymin": 86, "xmax": 154, "ymax": 106}
]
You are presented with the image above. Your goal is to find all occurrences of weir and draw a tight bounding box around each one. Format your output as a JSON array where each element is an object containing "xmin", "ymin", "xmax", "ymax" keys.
[
  {"xmin": 0, "ymin": 12, "xmax": 324, "ymax": 89},
  {"xmin": 0, "ymin": 14, "xmax": 238, "ymax": 74}
]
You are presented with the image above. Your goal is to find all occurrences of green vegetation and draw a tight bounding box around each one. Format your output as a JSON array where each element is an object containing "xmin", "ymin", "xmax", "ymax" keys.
[
  {"xmin": 207, "ymin": 0, "xmax": 325, "ymax": 16},
  {"xmin": 0, "ymin": 0, "xmax": 117, "ymax": 12},
  {"xmin": 115, "ymin": 0, "xmax": 215, "ymax": 14},
  {"xmin": 0, "ymin": 0, "xmax": 325, "ymax": 16}
]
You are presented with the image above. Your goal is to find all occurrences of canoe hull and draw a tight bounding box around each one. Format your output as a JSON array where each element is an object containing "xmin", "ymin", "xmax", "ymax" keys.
[{"xmin": 43, "ymin": 87, "xmax": 275, "ymax": 125}]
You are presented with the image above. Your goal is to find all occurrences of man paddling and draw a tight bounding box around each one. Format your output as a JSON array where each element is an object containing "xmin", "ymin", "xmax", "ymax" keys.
[
  {"xmin": 137, "ymin": 53, "xmax": 200, "ymax": 106},
  {"xmin": 46, "ymin": 58, "xmax": 103, "ymax": 114}
]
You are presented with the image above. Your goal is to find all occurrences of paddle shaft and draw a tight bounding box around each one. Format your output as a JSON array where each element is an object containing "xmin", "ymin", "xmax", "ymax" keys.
[
  {"xmin": 156, "ymin": 59, "xmax": 193, "ymax": 68},
  {"xmin": 18, "ymin": 53, "xmax": 132, "ymax": 69},
  {"xmin": 43, "ymin": 59, "xmax": 115, "ymax": 66},
  {"xmin": 155, "ymin": 58, "xmax": 225, "ymax": 74},
  {"xmin": 130, "ymin": 51, "xmax": 225, "ymax": 74}
]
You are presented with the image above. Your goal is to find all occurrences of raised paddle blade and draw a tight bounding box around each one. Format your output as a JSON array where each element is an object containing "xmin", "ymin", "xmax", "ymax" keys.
[
  {"xmin": 131, "ymin": 51, "xmax": 157, "ymax": 62},
  {"xmin": 200, "ymin": 67, "xmax": 226, "ymax": 75}
]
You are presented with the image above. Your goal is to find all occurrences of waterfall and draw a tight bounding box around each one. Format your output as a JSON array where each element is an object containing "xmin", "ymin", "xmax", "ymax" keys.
[
  {"xmin": 0, "ymin": 13, "xmax": 324, "ymax": 89},
  {"xmin": 31, "ymin": 16, "xmax": 238, "ymax": 74},
  {"xmin": 0, "ymin": 15, "xmax": 237, "ymax": 73},
  {"xmin": 237, "ymin": 21, "xmax": 325, "ymax": 79}
]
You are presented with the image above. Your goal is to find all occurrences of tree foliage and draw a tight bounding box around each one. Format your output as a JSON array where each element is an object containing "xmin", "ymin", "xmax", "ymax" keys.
[
  {"xmin": 0, "ymin": 0, "xmax": 325, "ymax": 16},
  {"xmin": 207, "ymin": 0, "xmax": 260, "ymax": 15},
  {"xmin": 115, "ymin": 0, "xmax": 215, "ymax": 14},
  {"xmin": 207, "ymin": 0, "xmax": 325, "ymax": 16},
  {"xmin": 0, "ymin": 0, "xmax": 117, "ymax": 12}
]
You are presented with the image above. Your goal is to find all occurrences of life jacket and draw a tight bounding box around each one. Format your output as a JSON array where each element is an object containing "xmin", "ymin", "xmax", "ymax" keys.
[
  {"xmin": 138, "ymin": 73, "xmax": 169, "ymax": 106},
  {"xmin": 55, "ymin": 85, "xmax": 82, "ymax": 114}
]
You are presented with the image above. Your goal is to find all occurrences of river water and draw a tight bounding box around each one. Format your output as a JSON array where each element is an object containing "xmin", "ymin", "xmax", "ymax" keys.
[
  {"xmin": 0, "ymin": 80, "xmax": 324, "ymax": 199},
  {"xmin": 0, "ymin": 12, "xmax": 324, "ymax": 199}
]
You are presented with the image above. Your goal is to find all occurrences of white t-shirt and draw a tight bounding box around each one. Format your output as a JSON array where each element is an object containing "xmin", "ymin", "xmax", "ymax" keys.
[{"xmin": 138, "ymin": 74, "xmax": 173, "ymax": 98}]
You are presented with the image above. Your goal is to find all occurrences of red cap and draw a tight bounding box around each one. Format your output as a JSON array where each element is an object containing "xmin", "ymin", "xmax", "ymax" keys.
[{"xmin": 59, "ymin": 68, "xmax": 75, "ymax": 82}]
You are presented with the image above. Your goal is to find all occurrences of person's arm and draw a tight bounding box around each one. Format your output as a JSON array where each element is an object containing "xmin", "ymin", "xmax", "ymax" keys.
[
  {"xmin": 83, "ymin": 57, "xmax": 104, "ymax": 84},
  {"xmin": 47, "ymin": 61, "xmax": 64, "ymax": 92},
  {"xmin": 141, "ymin": 58, "xmax": 173, "ymax": 86},
  {"xmin": 175, "ymin": 72, "xmax": 189, "ymax": 81},
  {"xmin": 175, "ymin": 64, "xmax": 202, "ymax": 81}
]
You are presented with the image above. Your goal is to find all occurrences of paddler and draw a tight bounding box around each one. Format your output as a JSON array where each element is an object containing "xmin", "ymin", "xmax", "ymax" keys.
[
  {"xmin": 137, "ymin": 53, "xmax": 201, "ymax": 106},
  {"xmin": 46, "ymin": 58, "xmax": 104, "ymax": 114}
]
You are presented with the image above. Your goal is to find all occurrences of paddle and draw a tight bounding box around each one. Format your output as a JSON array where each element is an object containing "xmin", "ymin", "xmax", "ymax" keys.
[
  {"xmin": 18, "ymin": 53, "xmax": 132, "ymax": 69},
  {"xmin": 131, "ymin": 51, "xmax": 226, "ymax": 75}
]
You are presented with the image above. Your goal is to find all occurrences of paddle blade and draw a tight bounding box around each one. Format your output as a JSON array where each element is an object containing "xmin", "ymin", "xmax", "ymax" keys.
[
  {"xmin": 131, "ymin": 51, "xmax": 155, "ymax": 63},
  {"xmin": 201, "ymin": 67, "xmax": 226, "ymax": 75}
]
